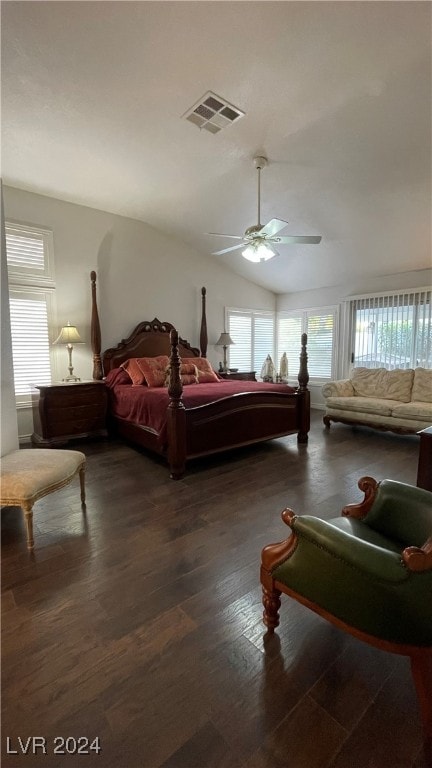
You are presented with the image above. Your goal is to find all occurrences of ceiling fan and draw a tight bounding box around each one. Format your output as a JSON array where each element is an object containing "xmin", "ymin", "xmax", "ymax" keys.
[{"xmin": 208, "ymin": 156, "xmax": 322, "ymax": 262}]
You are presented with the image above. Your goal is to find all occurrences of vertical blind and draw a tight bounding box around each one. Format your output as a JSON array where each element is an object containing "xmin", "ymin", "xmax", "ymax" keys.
[{"xmin": 350, "ymin": 289, "xmax": 431, "ymax": 369}]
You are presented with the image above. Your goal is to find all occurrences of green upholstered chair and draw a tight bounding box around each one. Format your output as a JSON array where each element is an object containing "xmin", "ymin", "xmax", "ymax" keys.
[{"xmin": 261, "ymin": 477, "xmax": 432, "ymax": 762}]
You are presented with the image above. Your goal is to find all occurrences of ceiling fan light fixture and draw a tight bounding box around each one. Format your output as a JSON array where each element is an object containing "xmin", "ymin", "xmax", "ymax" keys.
[{"xmin": 242, "ymin": 242, "xmax": 277, "ymax": 262}]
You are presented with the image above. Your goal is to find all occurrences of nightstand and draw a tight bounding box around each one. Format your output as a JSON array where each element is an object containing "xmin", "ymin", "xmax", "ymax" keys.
[
  {"xmin": 219, "ymin": 371, "xmax": 257, "ymax": 381},
  {"xmin": 31, "ymin": 381, "xmax": 108, "ymax": 447}
]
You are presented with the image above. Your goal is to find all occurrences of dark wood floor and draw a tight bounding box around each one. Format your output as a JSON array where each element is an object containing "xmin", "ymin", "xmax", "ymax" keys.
[{"xmin": 1, "ymin": 411, "xmax": 427, "ymax": 767}]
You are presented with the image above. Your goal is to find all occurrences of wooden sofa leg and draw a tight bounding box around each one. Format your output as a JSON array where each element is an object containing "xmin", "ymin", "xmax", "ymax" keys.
[
  {"xmin": 262, "ymin": 584, "xmax": 281, "ymax": 632},
  {"xmin": 22, "ymin": 502, "xmax": 34, "ymax": 550},
  {"xmin": 410, "ymin": 650, "xmax": 432, "ymax": 765},
  {"xmin": 323, "ymin": 415, "xmax": 331, "ymax": 428}
]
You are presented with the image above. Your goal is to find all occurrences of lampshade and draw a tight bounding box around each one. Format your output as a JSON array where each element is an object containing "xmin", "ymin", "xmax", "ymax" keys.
[
  {"xmin": 242, "ymin": 242, "xmax": 278, "ymax": 262},
  {"xmin": 53, "ymin": 322, "xmax": 83, "ymax": 345},
  {"xmin": 216, "ymin": 332, "xmax": 234, "ymax": 347}
]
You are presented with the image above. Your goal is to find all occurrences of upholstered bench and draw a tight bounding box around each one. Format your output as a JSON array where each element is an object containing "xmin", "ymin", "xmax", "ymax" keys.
[{"xmin": 0, "ymin": 449, "xmax": 86, "ymax": 550}]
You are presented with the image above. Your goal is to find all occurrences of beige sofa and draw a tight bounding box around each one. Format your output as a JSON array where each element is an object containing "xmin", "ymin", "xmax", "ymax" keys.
[{"xmin": 322, "ymin": 367, "xmax": 432, "ymax": 435}]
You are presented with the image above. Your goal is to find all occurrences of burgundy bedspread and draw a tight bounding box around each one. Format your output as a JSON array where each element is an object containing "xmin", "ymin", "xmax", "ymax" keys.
[{"xmin": 106, "ymin": 373, "xmax": 295, "ymax": 438}]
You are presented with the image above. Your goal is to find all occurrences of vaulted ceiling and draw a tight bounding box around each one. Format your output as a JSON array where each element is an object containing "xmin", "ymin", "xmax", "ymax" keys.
[{"xmin": 2, "ymin": 1, "xmax": 431, "ymax": 294}]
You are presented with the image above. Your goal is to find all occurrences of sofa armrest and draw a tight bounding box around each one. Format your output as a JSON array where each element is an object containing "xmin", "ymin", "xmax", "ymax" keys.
[
  {"xmin": 322, "ymin": 379, "xmax": 354, "ymax": 399},
  {"xmin": 290, "ymin": 515, "xmax": 408, "ymax": 583}
]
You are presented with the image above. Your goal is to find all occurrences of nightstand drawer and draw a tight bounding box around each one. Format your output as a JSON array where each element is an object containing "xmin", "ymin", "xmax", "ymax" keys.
[
  {"xmin": 46, "ymin": 402, "xmax": 106, "ymax": 420},
  {"xmin": 31, "ymin": 381, "xmax": 108, "ymax": 446},
  {"xmin": 47, "ymin": 415, "xmax": 106, "ymax": 438}
]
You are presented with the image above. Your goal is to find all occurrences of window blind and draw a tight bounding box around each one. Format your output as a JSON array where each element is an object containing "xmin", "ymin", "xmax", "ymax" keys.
[
  {"xmin": 6, "ymin": 230, "xmax": 45, "ymax": 272},
  {"xmin": 6, "ymin": 223, "xmax": 55, "ymax": 402},
  {"xmin": 9, "ymin": 292, "xmax": 52, "ymax": 396},
  {"xmin": 277, "ymin": 308, "xmax": 337, "ymax": 380},
  {"xmin": 350, "ymin": 289, "xmax": 431, "ymax": 369},
  {"xmin": 226, "ymin": 309, "xmax": 275, "ymax": 374}
]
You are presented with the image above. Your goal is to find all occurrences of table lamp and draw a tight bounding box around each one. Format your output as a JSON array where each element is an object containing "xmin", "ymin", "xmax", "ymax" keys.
[
  {"xmin": 53, "ymin": 322, "xmax": 83, "ymax": 382},
  {"xmin": 216, "ymin": 332, "xmax": 234, "ymax": 373}
]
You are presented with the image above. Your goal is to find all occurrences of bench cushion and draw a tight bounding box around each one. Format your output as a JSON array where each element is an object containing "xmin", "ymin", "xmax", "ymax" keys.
[{"xmin": 1, "ymin": 449, "xmax": 85, "ymax": 504}]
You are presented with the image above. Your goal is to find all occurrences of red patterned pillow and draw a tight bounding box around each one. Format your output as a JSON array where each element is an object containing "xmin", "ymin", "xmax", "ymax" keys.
[
  {"xmin": 165, "ymin": 363, "xmax": 199, "ymax": 386},
  {"xmin": 121, "ymin": 358, "xmax": 147, "ymax": 386},
  {"xmin": 182, "ymin": 357, "xmax": 219, "ymax": 383},
  {"xmin": 136, "ymin": 356, "xmax": 170, "ymax": 387}
]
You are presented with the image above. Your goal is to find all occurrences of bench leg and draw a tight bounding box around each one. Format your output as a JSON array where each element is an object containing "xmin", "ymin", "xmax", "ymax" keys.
[
  {"xmin": 79, "ymin": 464, "xmax": 86, "ymax": 505},
  {"xmin": 22, "ymin": 502, "xmax": 34, "ymax": 550}
]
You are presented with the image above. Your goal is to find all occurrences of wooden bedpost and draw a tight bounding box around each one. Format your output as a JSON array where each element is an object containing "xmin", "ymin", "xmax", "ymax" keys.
[
  {"xmin": 297, "ymin": 332, "xmax": 310, "ymax": 443},
  {"xmin": 200, "ymin": 287, "xmax": 208, "ymax": 358},
  {"xmin": 167, "ymin": 329, "xmax": 187, "ymax": 480},
  {"xmin": 90, "ymin": 271, "xmax": 103, "ymax": 380}
]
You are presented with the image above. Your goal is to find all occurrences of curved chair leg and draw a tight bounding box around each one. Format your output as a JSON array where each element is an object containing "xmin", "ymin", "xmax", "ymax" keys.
[
  {"xmin": 79, "ymin": 464, "xmax": 86, "ymax": 506},
  {"xmin": 262, "ymin": 585, "xmax": 281, "ymax": 632},
  {"xmin": 410, "ymin": 650, "xmax": 432, "ymax": 765},
  {"xmin": 22, "ymin": 502, "xmax": 34, "ymax": 550}
]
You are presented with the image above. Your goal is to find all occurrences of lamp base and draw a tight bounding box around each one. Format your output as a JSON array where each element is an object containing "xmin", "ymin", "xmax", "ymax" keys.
[{"xmin": 63, "ymin": 375, "xmax": 81, "ymax": 383}]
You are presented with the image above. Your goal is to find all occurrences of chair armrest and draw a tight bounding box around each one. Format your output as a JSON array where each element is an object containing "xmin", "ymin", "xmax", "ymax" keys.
[
  {"xmin": 344, "ymin": 479, "xmax": 432, "ymax": 555},
  {"xmin": 291, "ymin": 515, "xmax": 408, "ymax": 583},
  {"xmin": 322, "ymin": 379, "xmax": 354, "ymax": 398}
]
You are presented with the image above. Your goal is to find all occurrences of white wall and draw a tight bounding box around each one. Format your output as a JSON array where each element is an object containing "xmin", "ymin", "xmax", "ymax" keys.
[{"xmin": 3, "ymin": 186, "xmax": 275, "ymax": 439}]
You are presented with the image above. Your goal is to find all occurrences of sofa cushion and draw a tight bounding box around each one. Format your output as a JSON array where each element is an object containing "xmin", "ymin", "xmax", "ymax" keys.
[
  {"xmin": 391, "ymin": 401, "xmax": 432, "ymax": 421},
  {"xmin": 412, "ymin": 368, "xmax": 432, "ymax": 403},
  {"xmin": 351, "ymin": 367, "xmax": 414, "ymax": 402},
  {"xmin": 351, "ymin": 368, "xmax": 383, "ymax": 397},
  {"xmin": 325, "ymin": 396, "xmax": 398, "ymax": 417},
  {"xmin": 382, "ymin": 368, "xmax": 414, "ymax": 402}
]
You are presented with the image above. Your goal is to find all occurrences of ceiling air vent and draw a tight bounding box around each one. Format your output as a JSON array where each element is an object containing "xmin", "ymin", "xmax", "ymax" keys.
[{"xmin": 183, "ymin": 91, "xmax": 245, "ymax": 134}]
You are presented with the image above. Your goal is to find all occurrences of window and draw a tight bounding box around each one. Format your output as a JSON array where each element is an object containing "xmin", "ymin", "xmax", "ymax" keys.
[
  {"xmin": 277, "ymin": 308, "xmax": 337, "ymax": 381},
  {"xmin": 349, "ymin": 289, "xmax": 431, "ymax": 370},
  {"xmin": 6, "ymin": 222, "xmax": 56, "ymax": 403},
  {"xmin": 226, "ymin": 308, "xmax": 275, "ymax": 375}
]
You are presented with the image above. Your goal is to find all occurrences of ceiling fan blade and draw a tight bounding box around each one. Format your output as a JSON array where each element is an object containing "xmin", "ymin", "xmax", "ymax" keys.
[
  {"xmin": 212, "ymin": 243, "xmax": 245, "ymax": 256},
  {"xmin": 207, "ymin": 232, "xmax": 244, "ymax": 240},
  {"xmin": 259, "ymin": 218, "xmax": 290, "ymax": 237},
  {"xmin": 277, "ymin": 235, "xmax": 322, "ymax": 245}
]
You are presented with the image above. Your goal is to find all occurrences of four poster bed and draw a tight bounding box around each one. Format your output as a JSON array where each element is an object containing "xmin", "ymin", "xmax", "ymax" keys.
[{"xmin": 90, "ymin": 272, "xmax": 310, "ymax": 479}]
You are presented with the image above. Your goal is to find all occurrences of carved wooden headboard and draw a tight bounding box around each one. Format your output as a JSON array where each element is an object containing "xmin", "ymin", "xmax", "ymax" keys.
[{"xmin": 90, "ymin": 273, "xmax": 208, "ymax": 378}]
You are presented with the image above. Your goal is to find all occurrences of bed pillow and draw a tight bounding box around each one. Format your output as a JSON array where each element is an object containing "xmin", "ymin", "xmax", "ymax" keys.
[
  {"xmin": 182, "ymin": 357, "xmax": 220, "ymax": 383},
  {"xmin": 120, "ymin": 358, "xmax": 147, "ymax": 386},
  {"xmin": 165, "ymin": 363, "xmax": 199, "ymax": 386},
  {"xmin": 104, "ymin": 367, "xmax": 131, "ymax": 387},
  {"xmin": 136, "ymin": 355, "xmax": 170, "ymax": 387}
]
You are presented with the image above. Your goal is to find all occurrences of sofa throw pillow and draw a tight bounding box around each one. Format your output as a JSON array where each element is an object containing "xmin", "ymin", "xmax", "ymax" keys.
[
  {"xmin": 182, "ymin": 357, "xmax": 219, "ymax": 383},
  {"xmin": 412, "ymin": 367, "xmax": 432, "ymax": 403}
]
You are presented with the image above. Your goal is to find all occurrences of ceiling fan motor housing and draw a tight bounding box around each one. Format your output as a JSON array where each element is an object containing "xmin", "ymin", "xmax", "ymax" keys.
[{"xmin": 254, "ymin": 156, "xmax": 267, "ymax": 170}]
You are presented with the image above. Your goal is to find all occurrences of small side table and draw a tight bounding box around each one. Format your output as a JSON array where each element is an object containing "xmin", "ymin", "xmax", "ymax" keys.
[
  {"xmin": 219, "ymin": 371, "xmax": 257, "ymax": 381},
  {"xmin": 417, "ymin": 426, "xmax": 432, "ymax": 492},
  {"xmin": 31, "ymin": 381, "xmax": 108, "ymax": 447}
]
